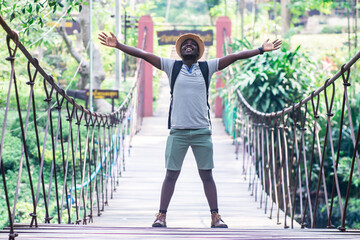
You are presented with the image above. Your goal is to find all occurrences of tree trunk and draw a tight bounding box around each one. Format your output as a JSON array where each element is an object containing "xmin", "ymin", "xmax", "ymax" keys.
[
  {"xmin": 274, "ymin": 0, "xmax": 278, "ymax": 38},
  {"xmin": 236, "ymin": 0, "xmax": 240, "ymax": 38},
  {"xmin": 78, "ymin": 3, "xmax": 111, "ymax": 112},
  {"xmin": 355, "ymin": 0, "xmax": 358, "ymax": 49},
  {"xmin": 58, "ymin": 3, "xmax": 111, "ymax": 112},
  {"xmin": 165, "ymin": 0, "xmax": 172, "ymax": 22},
  {"xmin": 348, "ymin": 6, "xmax": 351, "ymax": 58},
  {"xmin": 58, "ymin": 25, "xmax": 89, "ymax": 90},
  {"xmin": 79, "ymin": 4, "xmax": 106, "ymax": 90},
  {"xmin": 281, "ymin": 0, "xmax": 290, "ymax": 38},
  {"xmin": 240, "ymin": 0, "xmax": 245, "ymax": 43},
  {"xmin": 225, "ymin": 0, "xmax": 227, "ymax": 16},
  {"xmin": 252, "ymin": 0, "xmax": 257, "ymax": 45}
]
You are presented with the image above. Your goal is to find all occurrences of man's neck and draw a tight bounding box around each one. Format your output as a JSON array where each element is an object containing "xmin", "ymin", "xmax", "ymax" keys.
[{"xmin": 182, "ymin": 59, "xmax": 197, "ymax": 68}]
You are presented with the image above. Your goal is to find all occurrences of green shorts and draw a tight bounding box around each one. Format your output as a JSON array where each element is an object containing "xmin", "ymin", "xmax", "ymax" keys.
[{"xmin": 165, "ymin": 128, "xmax": 214, "ymax": 171}]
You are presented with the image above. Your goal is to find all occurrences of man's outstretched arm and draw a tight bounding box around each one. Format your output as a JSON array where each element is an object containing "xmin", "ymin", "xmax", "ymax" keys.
[
  {"xmin": 98, "ymin": 32, "xmax": 161, "ymax": 70},
  {"xmin": 218, "ymin": 39, "xmax": 282, "ymax": 71}
]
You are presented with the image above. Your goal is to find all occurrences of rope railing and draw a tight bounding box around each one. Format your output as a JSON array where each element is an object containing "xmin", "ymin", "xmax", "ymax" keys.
[
  {"xmin": 0, "ymin": 15, "xmax": 146, "ymax": 240},
  {"xmin": 225, "ymin": 35, "xmax": 360, "ymax": 230}
]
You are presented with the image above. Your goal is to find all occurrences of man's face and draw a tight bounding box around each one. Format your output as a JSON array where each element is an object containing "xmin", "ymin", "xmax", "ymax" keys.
[{"xmin": 180, "ymin": 39, "xmax": 199, "ymax": 59}]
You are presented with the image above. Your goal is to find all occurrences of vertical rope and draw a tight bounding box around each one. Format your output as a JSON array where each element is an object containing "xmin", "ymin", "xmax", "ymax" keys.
[
  {"xmin": 312, "ymin": 80, "xmax": 334, "ymax": 228},
  {"xmin": 327, "ymin": 66, "xmax": 350, "ymax": 228},
  {"xmin": 95, "ymin": 114, "xmax": 102, "ymax": 216},
  {"xmin": 340, "ymin": 114, "xmax": 360, "ymax": 231},
  {"xmin": 290, "ymin": 105, "xmax": 301, "ymax": 228},
  {"xmin": 270, "ymin": 115, "xmax": 279, "ymax": 223},
  {"xmin": 301, "ymin": 92, "xmax": 319, "ymax": 228},
  {"xmin": 56, "ymin": 92, "xmax": 71, "ymax": 224},
  {"xmin": 298, "ymin": 103, "xmax": 307, "ymax": 226},
  {"xmin": 79, "ymin": 109, "xmax": 90, "ymax": 225},
  {"xmin": 265, "ymin": 121, "xmax": 272, "ymax": 216},
  {"xmin": 60, "ymin": 100, "xmax": 75, "ymax": 224},
  {"xmin": 33, "ymin": 78, "xmax": 54, "ymax": 224},
  {"xmin": 277, "ymin": 112, "xmax": 287, "ymax": 227},
  {"xmin": 88, "ymin": 113, "xmax": 96, "ymax": 223},
  {"xmin": 1, "ymin": 32, "xmax": 19, "ymax": 240},
  {"xmin": 12, "ymin": 60, "xmax": 38, "ymax": 226}
]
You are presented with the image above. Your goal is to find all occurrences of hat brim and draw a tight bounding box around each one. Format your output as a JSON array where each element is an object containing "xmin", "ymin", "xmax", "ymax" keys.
[{"xmin": 175, "ymin": 33, "xmax": 205, "ymax": 60}]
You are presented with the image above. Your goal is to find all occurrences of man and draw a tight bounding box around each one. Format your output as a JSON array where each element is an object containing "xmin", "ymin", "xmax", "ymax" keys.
[{"xmin": 98, "ymin": 31, "xmax": 281, "ymax": 228}]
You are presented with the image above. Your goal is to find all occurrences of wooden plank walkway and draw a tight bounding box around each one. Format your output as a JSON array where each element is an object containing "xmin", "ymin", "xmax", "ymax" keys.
[
  {"xmin": 2, "ymin": 224, "xmax": 360, "ymax": 239},
  {"xmin": 1, "ymin": 77, "xmax": 359, "ymax": 239}
]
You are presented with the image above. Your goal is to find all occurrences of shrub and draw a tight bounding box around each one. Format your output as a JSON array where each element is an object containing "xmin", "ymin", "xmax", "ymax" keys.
[
  {"xmin": 321, "ymin": 26, "xmax": 343, "ymax": 34},
  {"xmin": 225, "ymin": 38, "xmax": 319, "ymax": 113}
]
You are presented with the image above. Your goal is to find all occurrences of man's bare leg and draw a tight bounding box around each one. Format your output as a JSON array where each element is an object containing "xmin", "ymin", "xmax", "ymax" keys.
[
  {"xmin": 159, "ymin": 169, "xmax": 181, "ymax": 211},
  {"xmin": 152, "ymin": 169, "xmax": 181, "ymax": 227},
  {"xmin": 198, "ymin": 169, "xmax": 228, "ymax": 228},
  {"xmin": 198, "ymin": 169, "xmax": 218, "ymax": 210}
]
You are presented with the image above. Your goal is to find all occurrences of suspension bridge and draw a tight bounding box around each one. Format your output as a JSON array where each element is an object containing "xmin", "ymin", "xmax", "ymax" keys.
[{"xmin": 1, "ymin": 14, "xmax": 360, "ymax": 240}]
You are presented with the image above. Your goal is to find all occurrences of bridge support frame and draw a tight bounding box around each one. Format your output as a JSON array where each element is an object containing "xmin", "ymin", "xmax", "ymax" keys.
[
  {"xmin": 215, "ymin": 16, "xmax": 231, "ymax": 118},
  {"xmin": 137, "ymin": 15, "xmax": 153, "ymax": 117}
]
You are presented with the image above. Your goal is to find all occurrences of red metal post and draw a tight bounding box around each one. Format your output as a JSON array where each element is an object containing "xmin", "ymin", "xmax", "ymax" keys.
[
  {"xmin": 137, "ymin": 15, "xmax": 153, "ymax": 117},
  {"xmin": 215, "ymin": 16, "xmax": 231, "ymax": 118}
]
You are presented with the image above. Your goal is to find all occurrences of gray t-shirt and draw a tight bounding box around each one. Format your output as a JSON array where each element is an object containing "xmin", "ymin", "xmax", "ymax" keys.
[{"xmin": 161, "ymin": 58, "xmax": 219, "ymax": 129}]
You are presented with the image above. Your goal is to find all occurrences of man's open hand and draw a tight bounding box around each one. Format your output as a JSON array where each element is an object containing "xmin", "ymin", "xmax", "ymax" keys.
[
  {"xmin": 262, "ymin": 39, "xmax": 282, "ymax": 52},
  {"xmin": 98, "ymin": 32, "xmax": 118, "ymax": 48}
]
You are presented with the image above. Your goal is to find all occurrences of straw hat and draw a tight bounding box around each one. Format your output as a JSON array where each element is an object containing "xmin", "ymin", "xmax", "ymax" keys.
[{"xmin": 175, "ymin": 33, "xmax": 205, "ymax": 60}]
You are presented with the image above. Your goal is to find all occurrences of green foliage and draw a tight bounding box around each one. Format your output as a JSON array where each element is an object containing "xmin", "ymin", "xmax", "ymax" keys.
[
  {"xmin": 208, "ymin": 0, "xmax": 237, "ymax": 25},
  {"xmin": 0, "ymin": 0, "xmax": 85, "ymax": 36},
  {"xmin": 301, "ymin": 73, "xmax": 360, "ymax": 228},
  {"xmin": 0, "ymin": 38, "xmax": 58, "ymax": 111},
  {"xmin": 289, "ymin": 0, "xmax": 334, "ymax": 20},
  {"xmin": 337, "ymin": 157, "xmax": 360, "ymax": 188},
  {"xmin": 209, "ymin": 2, "xmax": 226, "ymax": 18},
  {"xmin": 333, "ymin": 0, "xmax": 356, "ymax": 10},
  {"xmin": 321, "ymin": 26, "xmax": 343, "ymax": 34},
  {"xmin": 0, "ymin": 107, "xmax": 105, "ymax": 229},
  {"xmin": 327, "ymin": 197, "xmax": 360, "ymax": 229},
  {"xmin": 0, "ymin": 134, "xmax": 22, "ymax": 171},
  {"xmin": 125, "ymin": 0, "xmax": 158, "ymax": 17},
  {"xmin": 150, "ymin": 0, "xmax": 211, "ymax": 24},
  {"xmin": 225, "ymin": 38, "xmax": 318, "ymax": 113},
  {"xmin": 205, "ymin": 0, "xmax": 221, "ymax": 11}
]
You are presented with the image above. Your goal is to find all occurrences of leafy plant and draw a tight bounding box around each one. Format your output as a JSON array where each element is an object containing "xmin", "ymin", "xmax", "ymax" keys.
[
  {"xmin": 225, "ymin": 38, "xmax": 319, "ymax": 113},
  {"xmin": 288, "ymin": 0, "xmax": 334, "ymax": 25},
  {"xmin": 0, "ymin": 0, "xmax": 85, "ymax": 35},
  {"xmin": 321, "ymin": 26, "xmax": 343, "ymax": 34}
]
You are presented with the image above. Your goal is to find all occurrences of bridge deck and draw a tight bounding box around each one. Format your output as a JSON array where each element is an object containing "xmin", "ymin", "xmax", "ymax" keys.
[
  {"xmin": 1, "ymin": 78, "xmax": 358, "ymax": 239},
  {"xmin": 2, "ymin": 224, "xmax": 360, "ymax": 239}
]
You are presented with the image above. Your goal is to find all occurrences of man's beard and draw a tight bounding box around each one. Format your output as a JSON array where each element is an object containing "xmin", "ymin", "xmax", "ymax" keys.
[{"xmin": 181, "ymin": 53, "xmax": 198, "ymax": 61}]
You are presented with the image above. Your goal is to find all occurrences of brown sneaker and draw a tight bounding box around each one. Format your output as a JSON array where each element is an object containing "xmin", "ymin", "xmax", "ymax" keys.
[
  {"xmin": 211, "ymin": 211, "xmax": 228, "ymax": 228},
  {"xmin": 152, "ymin": 213, "xmax": 167, "ymax": 227}
]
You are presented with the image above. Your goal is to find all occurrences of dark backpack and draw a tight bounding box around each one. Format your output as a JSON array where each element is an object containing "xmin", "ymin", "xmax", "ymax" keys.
[{"xmin": 168, "ymin": 60, "xmax": 211, "ymax": 129}]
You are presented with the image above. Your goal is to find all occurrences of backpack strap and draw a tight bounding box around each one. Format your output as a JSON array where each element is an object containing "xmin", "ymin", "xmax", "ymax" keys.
[
  {"xmin": 168, "ymin": 60, "xmax": 183, "ymax": 129},
  {"xmin": 198, "ymin": 61, "xmax": 212, "ymax": 128},
  {"xmin": 198, "ymin": 61, "xmax": 209, "ymax": 92},
  {"xmin": 170, "ymin": 60, "xmax": 183, "ymax": 95}
]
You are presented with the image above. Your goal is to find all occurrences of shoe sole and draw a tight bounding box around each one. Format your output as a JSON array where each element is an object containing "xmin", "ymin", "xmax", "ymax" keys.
[
  {"xmin": 152, "ymin": 223, "xmax": 167, "ymax": 227},
  {"xmin": 211, "ymin": 225, "xmax": 228, "ymax": 228}
]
